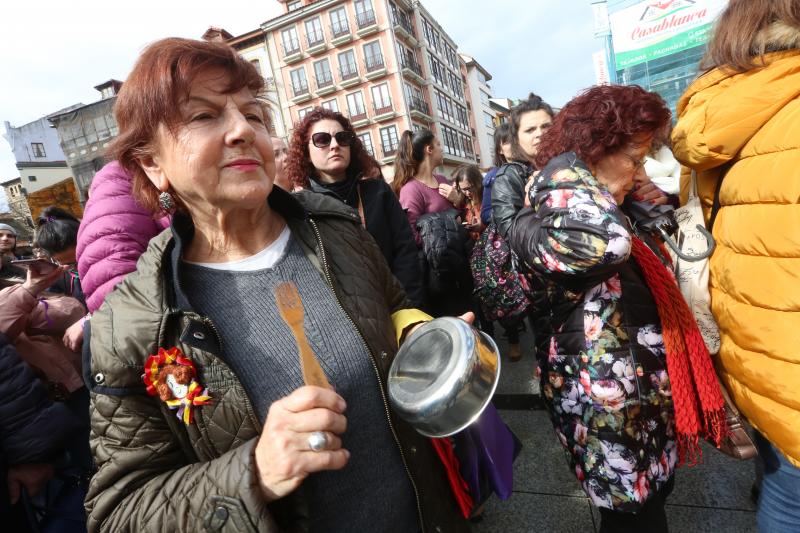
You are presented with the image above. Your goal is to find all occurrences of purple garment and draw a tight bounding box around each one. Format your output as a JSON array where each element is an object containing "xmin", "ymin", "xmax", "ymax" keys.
[
  {"xmin": 454, "ymin": 404, "xmax": 521, "ymax": 504},
  {"xmin": 76, "ymin": 161, "xmax": 170, "ymax": 313},
  {"xmin": 398, "ymin": 174, "xmax": 459, "ymax": 246}
]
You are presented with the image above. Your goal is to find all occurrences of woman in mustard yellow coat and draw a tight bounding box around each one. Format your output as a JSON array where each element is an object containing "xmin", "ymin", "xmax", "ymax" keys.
[{"xmin": 672, "ymin": 1, "xmax": 800, "ymax": 531}]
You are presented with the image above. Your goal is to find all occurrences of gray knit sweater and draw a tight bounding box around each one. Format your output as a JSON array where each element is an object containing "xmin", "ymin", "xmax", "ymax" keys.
[{"xmin": 182, "ymin": 236, "xmax": 418, "ymax": 532}]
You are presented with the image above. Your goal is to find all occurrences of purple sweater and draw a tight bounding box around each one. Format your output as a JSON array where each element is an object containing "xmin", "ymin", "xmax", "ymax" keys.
[
  {"xmin": 398, "ymin": 175, "xmax": 458, "ymax": 245},
  {"xmin": 76, "ymin": 161, "xmax": 170, "ymax": 313}
]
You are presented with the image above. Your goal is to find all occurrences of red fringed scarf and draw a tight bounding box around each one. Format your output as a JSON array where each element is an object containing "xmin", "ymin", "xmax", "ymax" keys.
[{"xmin": 630, "ymin": 236, "xmax": 728, "ymax": 465}]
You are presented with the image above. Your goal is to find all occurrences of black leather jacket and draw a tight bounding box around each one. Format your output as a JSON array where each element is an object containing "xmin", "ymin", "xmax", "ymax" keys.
[{"xmin": 490, "ymin": 161, "xmax": 533, "ymax": 239}]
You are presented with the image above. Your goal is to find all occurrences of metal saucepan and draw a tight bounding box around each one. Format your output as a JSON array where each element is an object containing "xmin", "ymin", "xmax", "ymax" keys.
[{"xmin": 387, "ymin": 317, "xmax": 501, "ymax": 437}]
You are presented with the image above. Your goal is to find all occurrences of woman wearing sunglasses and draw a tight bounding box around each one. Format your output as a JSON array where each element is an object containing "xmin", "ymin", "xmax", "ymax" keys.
[{"xmin": 284, "ymin": 108, "xmax": 424, "ymax": 307}]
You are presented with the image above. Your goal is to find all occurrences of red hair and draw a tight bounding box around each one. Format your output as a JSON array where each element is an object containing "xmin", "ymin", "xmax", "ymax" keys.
[
  {"xmin": 283, "ymin": 108, "xmax": 379, "ymax": 189},
  {"xmin": 110, "ymin": 37, "xmax": 266, "ymax": 213},
  {"xmin": 534, "ymin": 85, "xmax": 671, "ymax": 170}
]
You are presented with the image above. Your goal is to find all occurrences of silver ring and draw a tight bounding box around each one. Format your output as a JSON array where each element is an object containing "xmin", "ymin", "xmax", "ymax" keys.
[{"xmin": 307, "ymin": 431, "xmax": 328, "ymax": 452}]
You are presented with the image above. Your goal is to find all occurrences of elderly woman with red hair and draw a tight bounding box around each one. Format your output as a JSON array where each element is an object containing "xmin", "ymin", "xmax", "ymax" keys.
[
  {"xmin": 83, "ymin": 37, "xmax": 469, "ymax": 533},
  {"xmin": 511, "ymin": 85, "xmax": 726, "ymax": 532}
]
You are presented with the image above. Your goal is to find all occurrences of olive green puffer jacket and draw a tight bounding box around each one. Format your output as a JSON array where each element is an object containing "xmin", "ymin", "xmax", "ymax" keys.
[{"xmin": 84, "ymin": 188, "xmax": 468, "ymax": 532}]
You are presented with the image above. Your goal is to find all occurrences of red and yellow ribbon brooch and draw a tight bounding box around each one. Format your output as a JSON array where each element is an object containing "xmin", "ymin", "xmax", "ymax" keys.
[{"xmin": 142, "ymin": 347, "xmax": 211, "ymax": 425}]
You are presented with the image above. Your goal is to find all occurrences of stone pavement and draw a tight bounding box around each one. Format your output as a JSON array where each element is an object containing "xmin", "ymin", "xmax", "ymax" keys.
[{"xmin": 476, "ymin": 327, "xmax": 758, "ymax": 533}]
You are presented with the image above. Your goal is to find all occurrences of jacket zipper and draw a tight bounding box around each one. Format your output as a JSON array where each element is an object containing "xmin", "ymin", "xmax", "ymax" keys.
[{"xmin": 309, "ymin": 217, "xmax": 426, "ymax": 532}]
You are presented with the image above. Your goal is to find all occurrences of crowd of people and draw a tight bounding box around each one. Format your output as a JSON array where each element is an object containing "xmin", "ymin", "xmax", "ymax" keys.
[{"xmin": 0, "ymin": 0, "xmax": 798, "ymax": 531}]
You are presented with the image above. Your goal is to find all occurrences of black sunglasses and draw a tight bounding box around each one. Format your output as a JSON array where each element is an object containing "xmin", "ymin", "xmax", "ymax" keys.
[{"xmin": 311, "ymin": 131, "xmax": 355, "ymax": 148}]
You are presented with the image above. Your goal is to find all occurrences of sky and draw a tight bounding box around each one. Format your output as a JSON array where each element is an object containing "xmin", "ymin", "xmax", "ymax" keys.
[{"xmin": 0, "ymin": 0, "xmax": 601, "ymax": 210}]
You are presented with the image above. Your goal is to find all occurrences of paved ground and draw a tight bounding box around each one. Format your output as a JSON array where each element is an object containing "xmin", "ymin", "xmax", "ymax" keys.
[{"xmin": 476, "ymin": 327, "xmax": 757, "ymax": 533}]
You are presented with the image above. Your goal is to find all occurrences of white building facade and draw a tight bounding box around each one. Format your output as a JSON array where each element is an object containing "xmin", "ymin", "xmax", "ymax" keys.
[
  {"xmin": 459, "ymin": 53, "xmax": 495, "ymax": 169},
  {"xmin": 2, "ymin": 116, "xmax": 73, "ymax": 194}
]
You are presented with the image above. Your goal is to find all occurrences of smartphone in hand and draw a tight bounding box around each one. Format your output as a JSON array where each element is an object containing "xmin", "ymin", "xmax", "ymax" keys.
[{"xmin": 10, "ymin": 259, "xmax": 59, "ymax": 275}]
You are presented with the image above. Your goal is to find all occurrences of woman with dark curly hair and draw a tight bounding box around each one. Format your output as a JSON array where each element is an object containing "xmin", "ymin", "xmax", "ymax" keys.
[
  {"xmin": 511, "ymin": 85, "xmax": 727, "ymax": 532},
  {"xmin": 283, "ymin": 108, "xmax": 424, "ymax": 306}
]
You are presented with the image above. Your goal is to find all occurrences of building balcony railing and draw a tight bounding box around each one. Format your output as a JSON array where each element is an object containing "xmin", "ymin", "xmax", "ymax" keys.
[
  {"xmin": 315, "ymin": 73, "xmax": 334, "ymax": 91},
  {"xmin": 391, "ymin": 14, "xmax": 415, "ymax": 38},
  {"xmin": 282, "ymin": 38, "xmax": 302, "ymax": 58},
  {"xmin": 306, "ymin": 30, "xmax": 325, "ymax": 49},
  {"xmin": 356, "ymin": 9, "xmax": 377, "ymax": 30},
  {"xmin": 382, "ymin": 145, "xmax": 398, "ymax": 159},
  {"xmin": 292, "ymin": 82, "xmax": 309, "ymax": 97},
  {"xmin": 364, "ymin": 54, "xmax": 385, "ymax": 73},
  {"xmin": 339, "ymin": 66, "xmax": 360, "ymax": 82},
  {"xmin": 408, "ymin": 96, "xmax": 430, "ymax": 116},
  {"xmin": 400, "ymin": 58, "xmax": 423, "ymax": 78},
  {"xmin": 330, "ymin": 22, "xmax": 350, "ymax": 39},
  {"xmin": 373, "ymin": 101, "xmax": 393, "ymax": 117},
  {"xmin": 348, "ymin": 110, "xmax": 368, "ymax": 124}
]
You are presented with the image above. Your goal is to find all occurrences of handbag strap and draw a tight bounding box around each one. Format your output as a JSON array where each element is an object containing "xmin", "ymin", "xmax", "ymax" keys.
[{"xmin": 708, "ymin": 159, "xmax": 736, "ymax": 232}]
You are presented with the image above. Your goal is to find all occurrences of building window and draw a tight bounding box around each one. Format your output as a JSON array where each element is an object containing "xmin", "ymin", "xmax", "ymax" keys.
[
  {"xmin": 354, "ymin": 0, "xmax": 376, "ymax": 28},
  {"xmin": 329, "ymin": 7, "xmax": 349, "ymax": 37},
  {"xmin": 298, "ymin": 107, "xmax": 313, "ymax": 121},
  {"xmin": 28, "ymin": 175, "xmax": 37, "ymax": 182},
  {"xmin": 371, "ymin": 83, "xmax": 392, "ymax": 112},
  {"xmin": 290, "ymin": 67, "xmax": 309, "ymax": 96},
  {"xmin": 338, "ymin": 49, "xmax": 358, "ymax": 79},
  {"xmin": 363, "ymin": 41, "xmax": 383, "ymax": 72},
  {"xmin": 31, "ymin": 143, "xmax": 46, "ymax": 158},
  {"xmin": 281, "ymin": 27, "xmax": 301, "ymax": 56},
  {"xmin": 346, "ymin": 91, "xmax": 367, "ymax": 119},
  {"xmin": 313, "ymin": 59, "xmax": 334, "ymax": 89},
  {"xmin": 484, "ymin": 111, "xmax": 494, "ymax": 128},
  {"xmin": 358, "ymin": 132, "xmax": 374, "ymax": 156},
  {"xmin": 287, "ymin": 1, "xmax": 302, "ymax": 11},
  {"xmin": 305, "ymin": 17, "xmax": 325, "ymax": 47},
  {"xmin": 380, "ymin": 125, "xmax": 399, "ymax": 156},
  {"xmin": 480, "ymin": 90, "xmax": 490, "ymax": 106},
  {"xmin": 321, "ymin": 98, "xmax": 339, "ymax": 112}
]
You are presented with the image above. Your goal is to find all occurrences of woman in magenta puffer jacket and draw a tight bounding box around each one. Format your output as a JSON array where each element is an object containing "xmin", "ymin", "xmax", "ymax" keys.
[{"xmin": 76, "ymin": 161, "xmax": 170, "ymax": 313}]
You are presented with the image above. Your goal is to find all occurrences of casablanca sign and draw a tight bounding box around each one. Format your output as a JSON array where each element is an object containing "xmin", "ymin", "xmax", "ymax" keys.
[{"xmin": 610, "ymin": 0, "xmax": 728, "ymax": 70}]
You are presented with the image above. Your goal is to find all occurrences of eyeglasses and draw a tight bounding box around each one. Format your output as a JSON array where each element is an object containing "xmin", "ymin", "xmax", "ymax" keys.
[
  {"xmin": 622, "ymin": 152, "xmax": 647, "ymax": 170},
  {"xmin": 310, "ymin": 131, "xmax": 355, "ymax": 148}
]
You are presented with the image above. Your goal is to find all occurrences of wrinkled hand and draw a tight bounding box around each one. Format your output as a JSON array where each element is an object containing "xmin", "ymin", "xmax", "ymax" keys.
[
  {"xmin": 632, "ymin": 181, "xmax": 668, "ymax": 205},
  {"xmin": 254, "ymin": 386, "xmax": 349, "ymax": 502},
  {"xmin": 438, "ymin": 183, "xmax": 463, "ymax": 206},
  {"xmin": 22, "ymin": 264, "xmax": 65, "ymax": 296},
  {"xmin": 63, "ymin": 318, "xmax": 85, "ymax": 352},
  {"xmin": 404, "ymin": 311, "xmax": 476, "ymax": 342},
  {"xmin": 7, "ymin": 463, "xmax": 54, "ymax": 504}
]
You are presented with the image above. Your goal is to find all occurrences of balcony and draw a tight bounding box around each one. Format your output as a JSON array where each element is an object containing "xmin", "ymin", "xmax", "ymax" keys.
[
  {"xmin": 356, "ymin": 9, "xmax": 378, "ymax": 37},
  {"xmin": 306, "ymin": 30, "xmax": 327, "ymax": 55},
  {"xmin": 391, "ymin": 14, "xmax": 416, "ymax": 44},
  {"xmin": 364, "ymin": 54, "xmax": 387, "ymax": 80},
  {"xmin": 408, "ymin": 96, "xmax": 433, "ymax": 122},
  {"xmin": 381, "ymin": 144, "xmax": 398, "ymax": 161},
  {"xmin": 282, "ymin": 39, "xmax": 303, "ymax": 64},
  {"xmin": 330, "ymin": 22, "xmax": 351, "ymax": 45},
  {"xmin": 373, "ymin": 100, "xmax": 395, "ymax": 122},
  {"xmin": 291, "ymin": 82, "xmax": 311, "ymax": 103},
  {"xmin": 348, "ymin": 110, "xmax": 369, "ymax": 128},
  {"xmin": 339, "ymin": 66, "xmax": 361, "ymax": 88},
  {"xmin": 314, "ymin": 73, "xmax": 335, "ymax": 96},
  {"xmin": 400, "ymin": 58, "xmax": 425, "ymax": 84}
]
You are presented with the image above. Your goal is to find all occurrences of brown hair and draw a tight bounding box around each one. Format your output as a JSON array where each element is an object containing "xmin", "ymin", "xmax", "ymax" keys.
[
  {"xmin": 110, "ymin": 37, "xmax": 266, "ymax": 213},
  {"xmin": 283, "ymin": 107, "xmax": 379, "ymax": 189},
  {"xmin": 534, "ymin": 85, "xmax": 671, "ymax": 170},
  {"xmin": 391, "ymin": 128, "xmax": 436, "ymax": 196},
  {"xmin": 452, "ymin": 164, "xmax": 483, "ymax": 206},
  {"xmin": 701, "ymin": 0, "xmax": 800, "ymax": 73}
]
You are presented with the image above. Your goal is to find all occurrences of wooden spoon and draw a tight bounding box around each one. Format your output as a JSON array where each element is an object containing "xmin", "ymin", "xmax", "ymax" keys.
[{"xmin": 274, "ymin": 281, "xmax": 332, "ymax": 389}]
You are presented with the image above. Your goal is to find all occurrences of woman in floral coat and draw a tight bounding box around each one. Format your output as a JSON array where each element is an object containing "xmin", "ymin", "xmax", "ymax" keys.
[{"xmin": 511, "ymin": 85, "xmax": 687, "ymax": 532}]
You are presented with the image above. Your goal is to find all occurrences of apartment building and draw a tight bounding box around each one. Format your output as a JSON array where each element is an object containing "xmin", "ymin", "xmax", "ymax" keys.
[
  {"xmin": 460, "ymin": 53, "xmax": 495, "ymax": 169},
  {"xmin": 2, "ymin": 115, "xmax": 73, "ymax": 196},
  {"xmin": 262, "ymin": 0, "xmax": 477, "ymax": 177}
]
